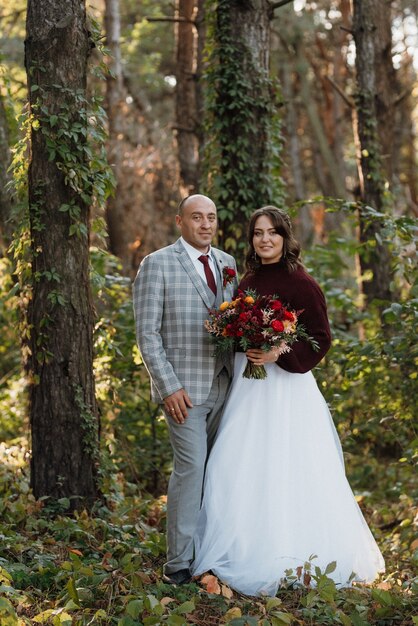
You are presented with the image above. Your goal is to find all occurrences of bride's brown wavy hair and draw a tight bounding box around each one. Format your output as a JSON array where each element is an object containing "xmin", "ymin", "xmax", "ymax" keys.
[{"xmin": 244, "ymin": 206, "xmax": 303, "ymax": 275}]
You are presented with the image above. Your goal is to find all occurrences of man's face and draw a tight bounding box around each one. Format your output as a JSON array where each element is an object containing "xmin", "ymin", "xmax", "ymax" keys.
[{"xmin": 176, "ymin": 196, "xmax": 217, "ymax": 253}]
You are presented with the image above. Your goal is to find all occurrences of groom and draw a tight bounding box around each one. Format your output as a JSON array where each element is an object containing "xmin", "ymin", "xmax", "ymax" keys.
[{"xmin": 133, "ymin": 194, "xmax": 238, "ymax": 584}]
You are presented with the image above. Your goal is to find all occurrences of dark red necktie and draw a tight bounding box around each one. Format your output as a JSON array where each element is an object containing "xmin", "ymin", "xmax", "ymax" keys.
[{"xmin": 198, "ymin": 255, "xmax": 217, "ymax": 295}]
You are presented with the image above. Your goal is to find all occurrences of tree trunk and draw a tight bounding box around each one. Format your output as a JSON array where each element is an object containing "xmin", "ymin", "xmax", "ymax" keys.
[
  {"xmin": 332, "ymin": 0, "xmax": 351, "ymax": 191},
  {"xmin": 282, "ymin": 62, "xmax": 305, "ymax": 202},
  {"xmin": 25, "ymin": 0, "xmax": 99, "ymax": 508},
  {"xmin": 103, "ymin": 0, "xmax": 179, "ymax": 275},
  {"xmin": 281, "ymin": 61, "xmax": 311, "ymax": 246},
  {"xmin": 395, "ymin": 55, "xmax": 417, "ymax": 216},
  {"xmin": 175, "ymin": 0, "xmax": 199, "ymax": 192},
  {"xmin": 352, "ymin": 0, "xmax": 392, "ymax": 304},
  {"xmin": 0, "ymin": 93, "xmax": 13, "ymax": 254},
  {"xmin": 105, "ymin": 0, "xmax": 129, "ymax": 267},
  {"xmin": 195, "ymin": 0, "xmax": 206, "ymax": 185},
  {"xmin": 295, "ymin": 41, "xmax": 346, "ymax": 200},
  {"xmin": 373, "ymin": 1, "xmax": 398, "ymax": 185},
  {"xmin": 206, "ymin": 0, "xmax": 281, "ymax": 255},
  {"xmin": 403, "ymin": 98, "xmax": 418, "ymax": 215}
]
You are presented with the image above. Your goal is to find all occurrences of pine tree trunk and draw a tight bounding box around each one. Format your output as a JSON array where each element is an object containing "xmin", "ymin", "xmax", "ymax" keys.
[
  {"xmin": 25, "ymin": 0, "xmax": 99, "ymax": 508},
  {"xmin": 281, "ymin": 61, "xmax": 311, "ymax": 246},
  {"xmin": 195, "ymin": 0, "xmax": 206, "ymax": 185},
  {"xmin": 105, "ymin": 0, "xmax": 130, "ymax": 267},
  {"xmin": 331, "ymin": 0, "xmax": 350, "ymax": 194},
  {"xmin": 175, "ymin": 0, "xmax": 199, "ymax": 192},
  {"xmin": 352, "ymin": 0, "xmax": 392, "ymax": 304},
  {"xmin": 209, "ymin": 0, "xmax": 279, "ymax": 250},
  {"xmin": 373, "ymin": 2, "xmax": 398, "ymax": 185},
  {"xmin": 295, "ymin": 41, "xmax": 346, "ymax": 200}
]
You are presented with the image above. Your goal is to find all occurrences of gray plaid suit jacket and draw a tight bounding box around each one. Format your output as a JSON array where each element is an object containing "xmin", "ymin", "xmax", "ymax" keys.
[{"xmin": 133, "ymin": 238, "xmax": 238, "ymax": 404}]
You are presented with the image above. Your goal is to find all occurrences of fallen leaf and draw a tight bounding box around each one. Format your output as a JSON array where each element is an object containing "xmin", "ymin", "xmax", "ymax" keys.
[
  {"xmin": 160, "ymin": 596, "xmax": 176, "ymax": 607},
  {"xmin": 136, "ymin": 572, "xmax": 152, "ymax": 584},
  {"xmin": 256, "ymin": 601, "xmax": 267, "ymax": 615},
  {"xmin": 101, "ymin": 552, "xmax": 113, "ymax": 570},
  {"xmin": 200, "ymin": 573, "xmax": 221, "ymax": 594},
  {"xmin": 376, "ymin": 581, "xmax": 392, "ymax": 590},
  {"xmin": 44, "ymin": 537, "xmax": 56, "ymax": 545},
  {"xmin": 221, "ymin": 584, "xmax": 233, "ymax": 598},
  {"xmin": 68, "ymin": 548, "xmax": 83, "ymax": 556},
  {"xmin": 222, "ymin": 607, "xmax": 242, "ymax": 622}
]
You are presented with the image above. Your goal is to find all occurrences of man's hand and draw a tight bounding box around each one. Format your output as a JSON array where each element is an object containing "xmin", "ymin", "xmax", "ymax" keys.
[{"xmin": 164, "ymin": 389, "xmax": 193, "ymax": 424}]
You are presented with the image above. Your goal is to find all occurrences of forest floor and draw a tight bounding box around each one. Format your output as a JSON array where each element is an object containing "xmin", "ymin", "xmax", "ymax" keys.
[{"xmin": 0, "ymin": 440, "xmax": 416, "ymax": 626}]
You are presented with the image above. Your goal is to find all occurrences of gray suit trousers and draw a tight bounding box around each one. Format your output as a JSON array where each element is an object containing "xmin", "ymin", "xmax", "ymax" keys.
[{"xmin": 164, "ymin": 368, "xmax": 230, "ymax": 574}]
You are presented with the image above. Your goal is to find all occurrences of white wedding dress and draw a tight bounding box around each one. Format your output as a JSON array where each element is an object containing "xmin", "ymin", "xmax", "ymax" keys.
[{"xmin": 192, "ymin": 353, "xmax": 385, "ymax": 596}]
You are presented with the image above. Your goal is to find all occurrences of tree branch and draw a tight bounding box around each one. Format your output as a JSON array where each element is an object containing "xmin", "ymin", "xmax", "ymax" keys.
[
  {"xmin": 145, "ymin": 16, "xmax": 196, "ymax": 25},
  {"xmin": 324, "ymin": 75, "xmax": 355, "ymax": 109},
  {"xmin": 393, "ymin": 89, "xmax": 411, "ymax": 106},
  {"xmin": 270, "ymin": 0, "xmax": 295, "ymax": 10}
]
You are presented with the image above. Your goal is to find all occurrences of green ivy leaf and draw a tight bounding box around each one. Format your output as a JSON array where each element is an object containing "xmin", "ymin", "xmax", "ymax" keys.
[
  {"xmin": 126, "ymin": 599, "xmax": 143, "ymax": 619},
  {"xmin": 349, "ymin": 612, "xmax": 371, "ymax": 626},
  {"xmin": 0, "ymin": 597, "xmax": 18, "ymax": 623},
  {"xmin": 166, "ymin": 616, "xmax": 188, "ymax": 626},
  {"xmin": 270, "ymin": 613, "xmax": 293, "ymax": 626},
  {"xmin": 265, "ymin": 597, "xmax": 282, "ymax": 612},
  {"xmin": 66, "ymin": 577, "xmax": 80, "ymax": 605},
  {"xmin": 173, "ymin": 600, "xmax": 195, "ymax": 614},
  {"xmin": 371, "ymin": 588, "xmax": 397, "ymax": 607}
]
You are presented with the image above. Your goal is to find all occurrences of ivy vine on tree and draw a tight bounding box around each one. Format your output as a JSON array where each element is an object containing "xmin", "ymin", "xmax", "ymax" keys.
[
  {"xmin": 202, "ymin": 0, "xmax": 285, "ymax": 260},
  {"xmin": 10, "ymin": 5, "xmax": 115, "ymax": 508}
]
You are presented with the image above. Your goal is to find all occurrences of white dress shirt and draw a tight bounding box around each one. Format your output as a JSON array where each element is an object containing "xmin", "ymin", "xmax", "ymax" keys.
[{"xmin": 180, "ymin": 237, "xmax": 218, "ymax": 287}]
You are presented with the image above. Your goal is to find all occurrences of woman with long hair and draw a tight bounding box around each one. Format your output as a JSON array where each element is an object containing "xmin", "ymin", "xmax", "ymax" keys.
[{"xmin": 192, "ymin": 206, "xmax": 384, "ymax": 596}]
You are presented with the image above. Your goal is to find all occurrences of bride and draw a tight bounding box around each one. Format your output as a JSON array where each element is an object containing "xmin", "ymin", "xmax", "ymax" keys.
[{"xmin": 192, "ymin": 206, "xmax": 385, "ymax": 597}]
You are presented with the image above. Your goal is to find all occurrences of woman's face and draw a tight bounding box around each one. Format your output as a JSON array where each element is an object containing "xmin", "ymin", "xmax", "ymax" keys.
[{"xmin": 252, "ymin": 215, "xmax": 284, "ymax": 264}]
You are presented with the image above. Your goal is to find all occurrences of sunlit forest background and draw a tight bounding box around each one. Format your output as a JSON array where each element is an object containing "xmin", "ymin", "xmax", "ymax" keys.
[{"xmin": 0, "ymin": 0, "xmax": 417, "ymax": 624}]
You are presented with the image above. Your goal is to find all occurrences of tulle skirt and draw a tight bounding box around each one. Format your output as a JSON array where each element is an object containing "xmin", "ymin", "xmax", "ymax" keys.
[{"xmin": 192, "ymin": 353, "xmax": 385, "ymax": 596}]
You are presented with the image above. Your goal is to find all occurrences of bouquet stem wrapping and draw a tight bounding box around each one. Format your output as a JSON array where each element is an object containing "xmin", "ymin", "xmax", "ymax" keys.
[{"xmin": 243, "ymin": 359, "xmax": 267, "ymax": 380}]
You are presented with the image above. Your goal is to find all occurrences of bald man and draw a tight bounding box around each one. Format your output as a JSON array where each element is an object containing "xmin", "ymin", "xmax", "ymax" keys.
[{"xmin": 133, "ymin": 195, "xmax": 238, "ymax": 584}]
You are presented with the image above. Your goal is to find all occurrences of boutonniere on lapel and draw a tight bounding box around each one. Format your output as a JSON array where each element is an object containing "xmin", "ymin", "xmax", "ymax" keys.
[{"xmin": 222, "ymin": 266, "xmax": 236, "ymax": 288}]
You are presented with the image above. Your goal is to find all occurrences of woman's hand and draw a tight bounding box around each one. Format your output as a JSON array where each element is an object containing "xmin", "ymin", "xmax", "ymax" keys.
[{"xmin": 246, "ymin": 347, "xmax": 280, "ymax": 365}]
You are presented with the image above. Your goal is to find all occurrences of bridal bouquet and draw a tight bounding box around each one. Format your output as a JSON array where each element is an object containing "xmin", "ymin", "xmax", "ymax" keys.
[{"xmin": 205, "ymin": 289, "xmax": 315, "ymax": 379}]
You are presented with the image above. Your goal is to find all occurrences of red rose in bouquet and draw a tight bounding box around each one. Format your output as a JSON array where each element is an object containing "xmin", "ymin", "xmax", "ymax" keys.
[{"xmin": 204, "ymin": 289, "xmax": 316, "ymax": 379}]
